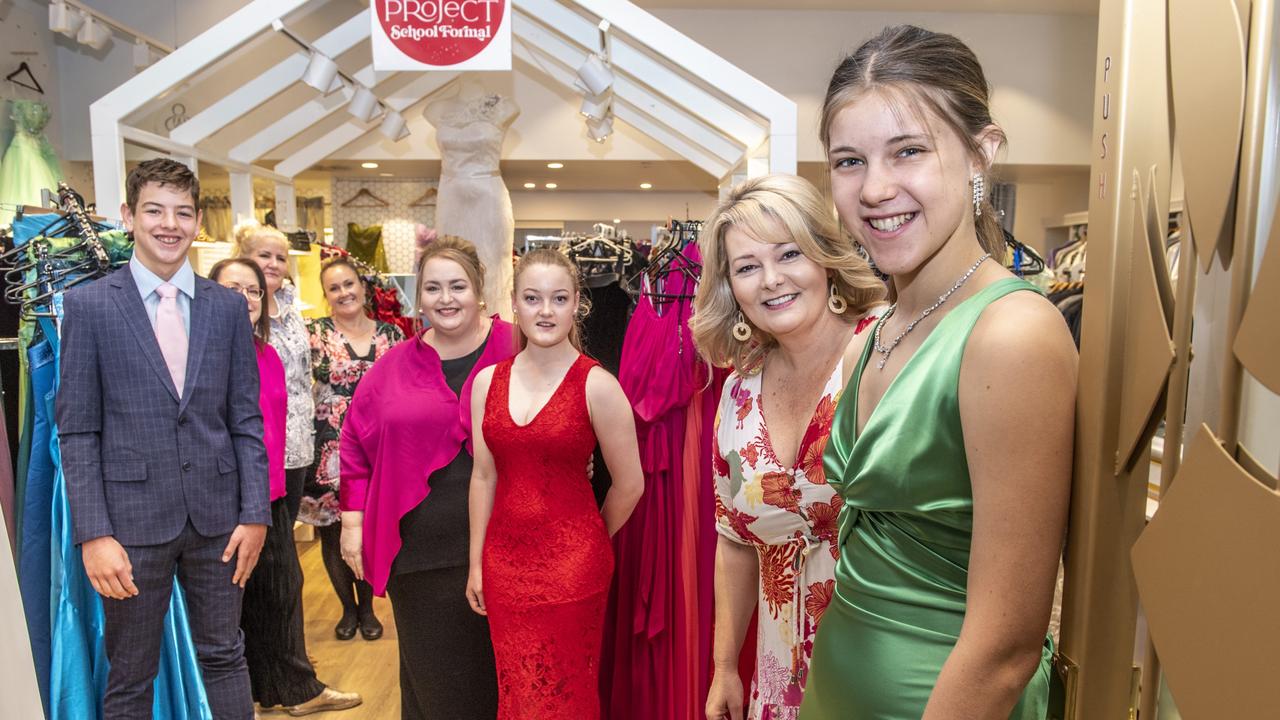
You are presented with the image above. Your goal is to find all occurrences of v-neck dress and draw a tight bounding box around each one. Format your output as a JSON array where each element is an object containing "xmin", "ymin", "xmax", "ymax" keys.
[
  {"xmin": 800, "ymin": 278, "xmax": 1053, "ymax": 720},
  {"xmin": 481, "ymin": 353, "xmax": 614, "ymax": 719}
]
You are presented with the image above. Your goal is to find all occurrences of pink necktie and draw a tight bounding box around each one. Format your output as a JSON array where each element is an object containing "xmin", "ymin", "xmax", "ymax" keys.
[{"xmin": 155, "ymin": 283, "xmax": 188, "ymax": 396}]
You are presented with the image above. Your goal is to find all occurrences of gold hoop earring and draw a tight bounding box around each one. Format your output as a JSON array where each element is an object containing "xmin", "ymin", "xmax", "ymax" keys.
[
  {"xmin": 732, "ymin": 311, "xmax": 752, "ymax": 342},
  {"xmin": 828, "ymin": 283, "xmax": 848, "ymax": 315}
]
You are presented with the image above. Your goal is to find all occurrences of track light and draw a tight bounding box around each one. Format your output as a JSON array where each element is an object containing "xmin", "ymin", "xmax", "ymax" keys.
[
  {"xmin": 347, "ymin": 85, "xmax": 383, "ymax": 123},
  {"xmin": 576, "ymin": 54, "xmax": 614, "ymax": 96},
  {"xmin": 302, "ymin": 50, "xmax": 341, "ymax": 94},
  {"xmin": 77, "ymin": 15, "xmax": 112, "ymax": 50},
  {"xmin": 580, "ymin": 91, "xmax": 611, "ymax": 121},
  {"xmin": 587, "ymin": 115, "xmax": 613, "ymax": 143},
  {"xmin": 379, "ymin": 109, "xmax": 409, "ymax": 141},
  {"xmin": 133, "ymin": 39, "xmax": 154, "ymax": 70},
  {"xmin": 49, "ymin": 1, "xmax": 84, "ymax": 36}
]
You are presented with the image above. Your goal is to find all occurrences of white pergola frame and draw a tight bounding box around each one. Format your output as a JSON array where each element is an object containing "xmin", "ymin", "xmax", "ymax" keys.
[{"xmin": 90, "ymin": 0, "xmax": 796, "ymax": 226}]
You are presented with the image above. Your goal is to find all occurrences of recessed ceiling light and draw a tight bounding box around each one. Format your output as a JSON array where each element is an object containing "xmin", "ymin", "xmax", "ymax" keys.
[
  {"xmin": 361, "ymin": 162, "xmax": 379, "ymax": 169},
  {"xmin": 546, "ymin": 162, "xmax": 564, "ymax": 169},
  {"xmin": 545, "ymin": 183, "xmax": 558, "ymax": 189},
  {"xmin": 612, "ymin": 218, "xmax": 622, "ymax": 224},
  {"xmin": 639, "ymin": 182, "xmax": 652, "ymax": 190},
  {"xmin": 379, "ymin": 172, "xmax": 393, "ymax": 177},
  {"xmin": 523, "ymin": 182, "xmax": 537, "ymax": 189}
]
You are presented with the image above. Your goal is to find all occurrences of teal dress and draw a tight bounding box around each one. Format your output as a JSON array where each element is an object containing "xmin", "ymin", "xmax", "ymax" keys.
[
  {"xmin": 0, "ymin": 100, "xmax": 62, "ymax": 227},
  {"xmin": 800, "ymin": 278, "xmax": 1053, "ymax": 719}
]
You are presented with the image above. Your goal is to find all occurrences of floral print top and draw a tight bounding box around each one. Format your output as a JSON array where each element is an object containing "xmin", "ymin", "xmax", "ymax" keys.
[
  {"xmin": 711, "ymin": 314, "xmax": 876, "ymax": 720},
  {"xmin": 269, "ymin": 283, "xmax": 316, "ymax": 469},
  {"xmin": 299, "ymin": 316, "xmax": 403, "ymax": 526}
]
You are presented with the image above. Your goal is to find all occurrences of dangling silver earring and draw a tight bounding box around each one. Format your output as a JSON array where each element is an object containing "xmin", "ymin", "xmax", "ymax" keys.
[
  {"xmin": 972, "ymin": 173, "xmax": 985, "ymax": 218},
  {"xmin": 827, "ymin": 282, "xmax": 848, "ymax": 315},
  {"xmin": 732, "ymin": 311, "xmax": 752, "ymax": 342}
]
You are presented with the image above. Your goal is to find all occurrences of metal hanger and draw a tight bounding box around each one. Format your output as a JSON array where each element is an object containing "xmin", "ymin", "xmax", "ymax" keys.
[{"xmin": 5, "ymin": 62, "xmax": 44, "ymax": 94}]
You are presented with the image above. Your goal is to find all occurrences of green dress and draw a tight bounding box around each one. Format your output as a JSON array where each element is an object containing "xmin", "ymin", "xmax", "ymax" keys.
[
  {"xmin": 0, "ymin": 100, "xmax": 62, "ymax": 227},
  {"xmin": 800, "ymin": 278, "xmax": 1053, "ymax": 720}
]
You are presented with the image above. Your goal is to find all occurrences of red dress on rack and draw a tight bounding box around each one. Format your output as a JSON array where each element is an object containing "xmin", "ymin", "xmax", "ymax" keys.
[{"xmin": 481, "ymin": 354, "xmax": 614, "ymax": 719}]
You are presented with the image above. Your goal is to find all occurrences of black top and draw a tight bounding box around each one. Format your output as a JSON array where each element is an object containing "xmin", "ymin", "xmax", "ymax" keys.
[{"xmin": 392, "ymin": 336, "xmax": 488, "ymax": 575}]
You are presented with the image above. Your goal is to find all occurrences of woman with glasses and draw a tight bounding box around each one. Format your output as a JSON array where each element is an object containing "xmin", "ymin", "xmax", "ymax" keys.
[
  {"xmin": 208, "ymin": 258, "xmax": 361, "ymax": 717},
  {"xmin": 303, "ymin": 257, "xmax": 403, "ymax": 641},
  {"xmin": 235, "ymin": 221, "xmax": 314, "ymax": 523}
]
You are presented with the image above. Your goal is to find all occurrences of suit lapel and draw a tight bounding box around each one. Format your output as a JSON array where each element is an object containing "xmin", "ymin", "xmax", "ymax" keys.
[
  {"xmin": 111, "ymin": 270, "xmax": 180, "ymax": 403},
  {"xmin": 180, "ymin": 282, "xmax": 213, "ymax": 413}
]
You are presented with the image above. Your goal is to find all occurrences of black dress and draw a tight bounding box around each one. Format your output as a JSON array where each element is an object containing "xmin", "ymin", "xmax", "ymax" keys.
[{"xmin": 385, "ymin": 338, "xmax": 498, "ymax": 720}]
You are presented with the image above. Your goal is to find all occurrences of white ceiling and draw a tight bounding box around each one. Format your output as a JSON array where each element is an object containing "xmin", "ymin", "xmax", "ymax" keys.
[{"xmin": 634, "ymin": 0, "xmax": 1098, "ymax": 14}]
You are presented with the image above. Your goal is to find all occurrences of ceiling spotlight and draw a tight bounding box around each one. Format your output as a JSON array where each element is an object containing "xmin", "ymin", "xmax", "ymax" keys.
[
  {"xmin": 49, "ymin": 2, "xmax": 84, "ymax": 37},
  {"xmin": 612, "ymin": 218, "xmax": 622, "ymax": 224},
  {"xmin": 361, "ymin": 162, "xmax": 379, "ymax": 169},
  {"xmin": 545, "ymin": 183, "xmax": 558, "ymax": 189},
  {"xmin": 379, "ymin": 109, "xmax": 409, "ymax": 141},
  {"xmin": 576, "ymin": 54, "xmax": 614, "ymax": 96},
  {"xmin": 639, "ymin": 183, "xmax": 653, "ymax": 190},
  {"xmin": 579, "ymin": 92, "xmax": 611, "ymax": 121},
  {"xmin": 348, "ymin": 86, "xmax": 384, "ymax": 123},
  {"xmin": 77, "ymin": 15, "xmax": 113, "ymax": 51},
  {"xmin": 547, "ymin": 162, "xmax": 564, "ymax": 169},
  {"xmin": 523, "ymin": 182, "xmax": 536, "ymax": 189},
  {"xmin": 587, "ymin": 116, "xmax": 613, "ymax": 143},
  {"xmin": 133, "ymin": 39, "xmax": 154, "ymax": 71},
  {"xmin": 302, "ymin": 50, "xmax": 341, "ymax": 94}
]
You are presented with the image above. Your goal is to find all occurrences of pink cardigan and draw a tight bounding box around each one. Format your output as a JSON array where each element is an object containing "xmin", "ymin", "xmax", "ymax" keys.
[
  {"xmin": 257, "ymin": 342, "xmax": 288, "ymax": 502},
  {"xmin": 339, "ymin": 318, "xmax": 517, "ymax": 595}
]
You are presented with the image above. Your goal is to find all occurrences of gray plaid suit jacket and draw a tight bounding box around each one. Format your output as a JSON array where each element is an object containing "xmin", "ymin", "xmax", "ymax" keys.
[{"xmin": 56, "ymin": 266, "xmax": 271, "ymax": 547}]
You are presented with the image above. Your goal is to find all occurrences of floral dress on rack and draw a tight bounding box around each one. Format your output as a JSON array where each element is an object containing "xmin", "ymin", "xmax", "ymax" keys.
[
  {"xmin": 299, "ymin": 317, "xmax": 403, "ymax": 527},
  {"xmin": 712, "ymin": 313, "xmax": 877, "ymax": 719}
]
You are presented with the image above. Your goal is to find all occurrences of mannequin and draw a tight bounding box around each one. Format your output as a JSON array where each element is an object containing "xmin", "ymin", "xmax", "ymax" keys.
[{"xmin": 425, "ymin": 80, "xmax": 519, "ymax": 319}]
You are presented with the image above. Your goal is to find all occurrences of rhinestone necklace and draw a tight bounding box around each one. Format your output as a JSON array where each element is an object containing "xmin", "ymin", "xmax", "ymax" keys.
[{"xmin": 872, "ymin": 253, "xmax": 991, "ymax": 370}]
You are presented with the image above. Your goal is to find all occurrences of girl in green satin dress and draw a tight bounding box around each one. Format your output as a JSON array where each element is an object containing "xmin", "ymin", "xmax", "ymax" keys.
[{"xmin": 799, "ymin": 26, "xmax": 1077, "ymax": 720}]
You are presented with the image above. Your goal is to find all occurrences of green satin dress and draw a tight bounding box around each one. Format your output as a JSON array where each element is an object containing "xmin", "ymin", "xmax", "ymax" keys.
[{"xmin": 800, "ymin": 278, "xmax": 1053, "ymax": 720}]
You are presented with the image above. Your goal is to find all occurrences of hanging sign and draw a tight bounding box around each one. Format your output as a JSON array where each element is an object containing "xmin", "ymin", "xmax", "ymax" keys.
[{"xmin": 371, "ymin": 0, "xmax": 511, "ymax": 71}]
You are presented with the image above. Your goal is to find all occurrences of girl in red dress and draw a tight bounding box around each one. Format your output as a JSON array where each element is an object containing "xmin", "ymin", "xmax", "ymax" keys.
[{"xmin": 466, "ymin": 249, "xmax": 644, "ymax": 719}]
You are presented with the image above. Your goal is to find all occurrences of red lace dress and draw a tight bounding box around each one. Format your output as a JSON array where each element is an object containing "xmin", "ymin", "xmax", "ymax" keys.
[{"xmin": 481, "ymin": 354, "xmax": 614, "ymax": 718}]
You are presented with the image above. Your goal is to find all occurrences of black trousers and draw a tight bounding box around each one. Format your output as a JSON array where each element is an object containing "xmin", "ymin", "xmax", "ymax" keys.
[
  {"xmin": 102, "ymin": 522, "xmax": 252, "ymax": 719},
  {"xmin": 386, "ymin": 566, "xmax": 498, "ymax": 720},
  {"xmin": 240, "ymin": 498, "xmax": 325, "ymax": 707},
  {"xmin": 284, "ymin": 466, "xmax": 307, "ymax": 524}
]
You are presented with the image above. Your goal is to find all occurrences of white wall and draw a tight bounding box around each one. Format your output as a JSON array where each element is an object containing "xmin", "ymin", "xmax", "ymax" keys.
[{"xmin": 36, "ymin": 1, "xmax": 1097, "ymax": 171}]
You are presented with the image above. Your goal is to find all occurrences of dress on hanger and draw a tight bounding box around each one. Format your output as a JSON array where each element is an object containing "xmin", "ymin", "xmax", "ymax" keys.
[
  {"xmin": 801, "ymin": 278, "xmax": 1053, "ymax": 720},
  {"xmin": 345, "ymin": 223, "xmax": 390, "ymax": 273},
  {"xmin": 481, "ymin": 354, "xmax": 613, "ymax": 719},
  {"xmin": 0, "ymin": 100, "xmax": 62, "ymax": 227},
  {"xmin": 425, "ymin": 90, "xmax": 518, "ymax": 318}
]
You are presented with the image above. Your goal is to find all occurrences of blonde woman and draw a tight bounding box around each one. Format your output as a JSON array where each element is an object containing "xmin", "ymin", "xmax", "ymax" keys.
[
  {"xmin": 235, "ymin": 222, "xmax": 314, "ymax": 522},
  {"xmin": 690, "ymin": 174, "xmax": 885, "ymax": 720}
]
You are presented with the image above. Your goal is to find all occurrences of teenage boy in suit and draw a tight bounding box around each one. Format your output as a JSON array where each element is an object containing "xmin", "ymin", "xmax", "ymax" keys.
[{"xmin": 57, "ymin": 158, "xmax": 269, "ymax": 719}]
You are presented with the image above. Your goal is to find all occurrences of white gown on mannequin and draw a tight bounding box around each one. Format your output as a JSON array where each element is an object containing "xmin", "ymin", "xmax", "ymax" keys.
[{"xmin": 425, "ymin": 89, "xmax": 519, "ymax": 318}]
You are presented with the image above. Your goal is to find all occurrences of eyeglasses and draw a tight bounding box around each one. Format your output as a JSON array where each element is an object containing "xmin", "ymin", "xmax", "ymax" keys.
[{"xmin": 220, "ymin": 283, "xmax": 265, "ymax": 301}]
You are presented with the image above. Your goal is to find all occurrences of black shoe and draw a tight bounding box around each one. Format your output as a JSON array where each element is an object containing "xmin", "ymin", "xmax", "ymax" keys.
[
  {"xmin": 359, "ymin": 613, "xmax": 383, "ymax": 641},
  {"xmin": 335, "ymin": 612, "xmax": 358, "ymax": 641}
]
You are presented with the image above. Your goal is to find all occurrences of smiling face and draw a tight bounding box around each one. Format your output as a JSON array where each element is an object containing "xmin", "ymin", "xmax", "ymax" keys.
[
  {"xmin": 121, "ymin": 182, "xmax": 201, "ymax": 280},
  {"xmin": 215, "ymin": 261, "xmax": 264, "ymax": 326},
  {"xmin": 321, "ymin": 263, "xmax": 367, "ymax": 321},
  {"xmin": 513, "ymin": 262, "xmax": 579, "ymax": 350},
  {"xmin": 827, "ymin": 89, "xmax": 984, "ymax": 278},
  {"xmin": 245, "ymin": 234, "xmax": 290, "ymax": 294},
  {"xmin": 724, "ymin": 224, "xmax": 830, "ymax": 342},
  {"xmin": 419, "ymin": 256, "xmax": 483, "ymax": 339}
]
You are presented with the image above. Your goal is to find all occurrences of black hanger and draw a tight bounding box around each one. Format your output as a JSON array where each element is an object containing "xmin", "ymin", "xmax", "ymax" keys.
[
  {"xmin": 6, "ymin": 62, "xmax": 44, "ymax": 94},
  {"xmin": 1002, "ymin": 229, "xmax": 1045, "ymax": 277}
]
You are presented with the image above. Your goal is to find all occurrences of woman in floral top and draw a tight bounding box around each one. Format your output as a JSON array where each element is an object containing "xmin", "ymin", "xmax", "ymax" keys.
[
  {"xmin": 236, "ymin": 222, "xmax": 315, "ymax": 521},
  {"xmin": 690, "ymin": 175, "xmax": 885, "ymax": 720},
  {"xmin": 305, "ymin": 257, "xmax": 403, "ymax": 641}
]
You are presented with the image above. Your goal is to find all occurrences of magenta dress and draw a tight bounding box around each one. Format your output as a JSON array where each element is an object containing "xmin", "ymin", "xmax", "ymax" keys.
[
  {"xmin": 257, "ymin": 343, "xmax": 288, "ymax": 502},
  {"xmin": 604, "ymin": 243, "xmax": 716, "ymax": 719}
]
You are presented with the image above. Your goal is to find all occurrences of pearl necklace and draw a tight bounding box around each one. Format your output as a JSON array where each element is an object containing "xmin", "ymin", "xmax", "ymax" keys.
[{"xmin": 872, "ymin": 253, "xmax": 991, "ymax": 370}]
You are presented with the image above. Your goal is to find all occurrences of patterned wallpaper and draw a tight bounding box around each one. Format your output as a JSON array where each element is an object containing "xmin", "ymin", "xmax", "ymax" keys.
[{"xmin": 332, "ymin": 177, "xmax": 438, "ymax": 274}]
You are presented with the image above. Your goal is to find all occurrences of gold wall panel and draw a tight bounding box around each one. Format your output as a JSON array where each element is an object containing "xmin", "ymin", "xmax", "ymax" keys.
[
  {"xmin": 1168, "ymin": 0, "xmax": 1248, "ymax": 270},
  {"xmin": 1131, "ymin": 425, "xmax": 1280, "ymax": 719},
  {"xmin": 1232, "ymin": 207, "xmax": 1280, "ymax": 393},
  {"xmin": 1116, "ymin": 172, "xmax": 1175, "ymax": 472}
]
